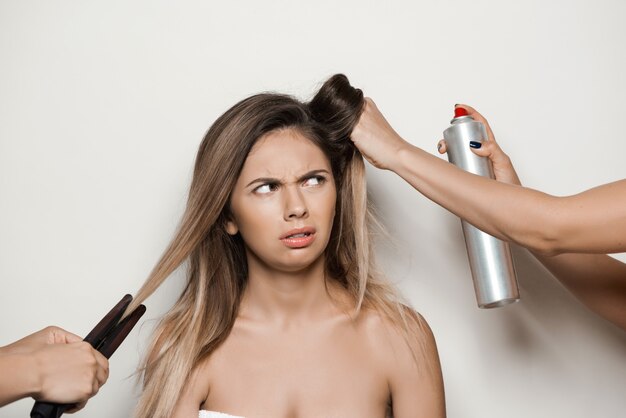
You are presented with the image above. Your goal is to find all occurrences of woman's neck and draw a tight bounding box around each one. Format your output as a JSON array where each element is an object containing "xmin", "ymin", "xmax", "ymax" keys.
[{"xmin": 239, "ymin": 254, "xmax": 348, "ymax": 328}]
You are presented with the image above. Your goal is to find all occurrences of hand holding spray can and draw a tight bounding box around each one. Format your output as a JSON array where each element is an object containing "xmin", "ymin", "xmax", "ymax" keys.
[{"xmin": 443, "ymin": 107, "xmax": 520, "ymax": 308}]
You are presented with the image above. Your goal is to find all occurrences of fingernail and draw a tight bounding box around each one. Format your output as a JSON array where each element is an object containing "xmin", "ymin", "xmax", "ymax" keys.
[
  {"xmin": 469, "ymin": 141, "xmax": 482, "ymax": 149},
  {"xmin": 437, "ymin": 142, "xmax": 442, "ymax": 151},
  {"xmin": 454, "ymin": 103, "xmax": 459, "ymax": 107}
]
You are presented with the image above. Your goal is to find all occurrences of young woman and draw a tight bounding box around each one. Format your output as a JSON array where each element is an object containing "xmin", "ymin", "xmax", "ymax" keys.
[
  {"xmin": 127, "ymin": 75, "xmax": 445, "ymax": 418},
  {"xmin": 350, "ymin": 100, "xmax": 626, "ymax": 330}
]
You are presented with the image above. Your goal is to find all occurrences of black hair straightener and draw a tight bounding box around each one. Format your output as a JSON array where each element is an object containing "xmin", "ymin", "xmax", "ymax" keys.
[{"xmin": 30, "ymin": 294, "xmax": 146, "ymax": 418}]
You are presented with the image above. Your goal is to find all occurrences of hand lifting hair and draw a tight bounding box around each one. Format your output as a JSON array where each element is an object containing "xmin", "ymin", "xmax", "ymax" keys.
[
  {"xmin": 350, "ymin": 99, "xmax": 626, "ymax": 331},
  {"xmin": 127, "ymin": 75, "xmax": 446, "ymax": 418}
]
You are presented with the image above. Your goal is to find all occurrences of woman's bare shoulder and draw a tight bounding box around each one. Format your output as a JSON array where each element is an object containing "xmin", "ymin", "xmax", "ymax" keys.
[
  {"xmin": 171, "ymin": 357, "xmax": 212, "ymax": 417},
  {"xmin": 357, "ymin": 306, "xmax": 445, "ymax": 416},
  {"xmin": 355, "ymin": 305, "xmax": 436, "ymax": 362}
]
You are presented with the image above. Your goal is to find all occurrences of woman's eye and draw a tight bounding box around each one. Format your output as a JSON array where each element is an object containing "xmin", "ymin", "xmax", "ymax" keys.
[
  {"xmin": 303, "ymin": 176, "xmax": 326, "ymax": 187},
  {"xmin": 254, "ymin": 183, "xmax": 278, "ymax": 194}
]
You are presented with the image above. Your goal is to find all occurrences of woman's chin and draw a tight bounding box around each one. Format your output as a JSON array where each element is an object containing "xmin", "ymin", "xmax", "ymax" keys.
[
  {"xmin": 277, "ymin": 257, "xmax": 324, "ymax": 273},
  {"xmin": 244, "ymin": 241, "xmax": 328, "ymax": 275},
  {"xmin": 262, "ymin": 251, "xmax": 326, "ymax": 274}
]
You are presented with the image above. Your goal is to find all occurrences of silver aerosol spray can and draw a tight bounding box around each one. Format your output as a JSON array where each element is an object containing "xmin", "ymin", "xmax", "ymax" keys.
[{"xmin": 443, "ymin": 107, "xmax": 520, "ymax": 308}]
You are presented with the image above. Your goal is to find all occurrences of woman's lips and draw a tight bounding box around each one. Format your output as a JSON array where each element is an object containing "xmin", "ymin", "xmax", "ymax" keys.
[{"xmin": 280, "ymin": 227, "xmax": 316, "ymax": 248}]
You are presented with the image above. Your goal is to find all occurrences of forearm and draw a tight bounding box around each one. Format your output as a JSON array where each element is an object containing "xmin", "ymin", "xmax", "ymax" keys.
[
  {"xmin": 353, "ymin": 100, "xmax": 626, "ymax": 254},
  {"xmin": 0, "ymin": 351, "xmax": 40, "ymax": 407},
  {"xmin": 533, "ymin": 252, "xmax": 626, "ymax": 330},
  {"xmin": 392, "ymin": 143, "xmax": 561, "ymax": 253}
]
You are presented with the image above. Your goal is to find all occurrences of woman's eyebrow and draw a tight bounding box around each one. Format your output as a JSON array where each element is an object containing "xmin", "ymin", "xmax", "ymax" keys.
[
  {"xmin": 245, "ymin": 177, "xmax": 279, "ymax": 188},
  {"xmin": 297, "ymin": 169, "xmax": 330, "ymax": 182},
  {"xmin": 245, "ymin": 169, "xmax": 330, "ymax": 188}
]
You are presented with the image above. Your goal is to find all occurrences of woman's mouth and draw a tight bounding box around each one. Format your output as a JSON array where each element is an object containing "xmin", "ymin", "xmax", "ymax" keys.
[{"xmin": 280, "ymin": 227, "xmax": 316, "ymax": 248}]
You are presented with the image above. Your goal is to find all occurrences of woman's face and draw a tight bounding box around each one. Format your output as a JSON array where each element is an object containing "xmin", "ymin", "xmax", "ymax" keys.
[{"xmin": 227, "ymin": 128, "xmax": 336, "ymax": 274}]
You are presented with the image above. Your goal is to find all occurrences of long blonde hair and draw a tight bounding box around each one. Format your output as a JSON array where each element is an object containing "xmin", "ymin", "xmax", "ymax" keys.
[{"xmin": 130, "ymin": 74, "xmax": 426, "ymax": 418}]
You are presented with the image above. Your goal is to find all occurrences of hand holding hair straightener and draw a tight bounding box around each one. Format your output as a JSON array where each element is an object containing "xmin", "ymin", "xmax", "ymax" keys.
[
  {"xmin": 0, "ymin": 295, "xmax": 145, "ymax": 416},
  {"xmin": 29, "ymin": 294, "xmax": 146, "ymax": 418}
]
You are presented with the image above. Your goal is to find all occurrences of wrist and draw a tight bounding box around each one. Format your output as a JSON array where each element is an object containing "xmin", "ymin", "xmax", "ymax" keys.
[
  {"xmin": 392, "ymin": 140, "xmax": 418, "ymax": 174},
  {"xmin": 24, "ymin": 351, "xmax": 44, "ymax": 399},
  {"xmin": 0, "ymin": 339, "xmax": 20, "ymax": 356},
  {"xmin": 1, "ymin": 351, "xmax": 42, "ymax": 401}
]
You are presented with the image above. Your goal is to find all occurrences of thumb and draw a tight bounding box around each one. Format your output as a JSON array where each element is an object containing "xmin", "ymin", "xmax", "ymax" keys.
[
  {"xmin": 469, "ymin": 140, "xmax": 521, "ymax": 185},
  {"xmin": 468, "ymin": 140, "xmax": 492, "ymax": 157},
  {"xmin": 437, "ymin": 139, "xmax": 447, "ymax": 154},
  {"xmin": 469, "ymin": 140, "xmax": 503, "ymax": 161}
]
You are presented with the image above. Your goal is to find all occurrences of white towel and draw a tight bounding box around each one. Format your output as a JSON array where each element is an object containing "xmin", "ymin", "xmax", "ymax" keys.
[{"xmin": 199, "ymin": 410, "xmax": 245, "ymax": 418}]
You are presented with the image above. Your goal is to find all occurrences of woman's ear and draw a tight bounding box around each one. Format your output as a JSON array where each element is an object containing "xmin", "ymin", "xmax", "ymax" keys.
[
  {"xmin": 225, "ymin": 219, "xmax": 239, "ymax": 235},
  {"xmin": 223, "ymin": 205, "xmax": 239, "ymax": 236}
]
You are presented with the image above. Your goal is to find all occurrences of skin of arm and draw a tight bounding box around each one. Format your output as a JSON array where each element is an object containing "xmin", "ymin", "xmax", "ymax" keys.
[
  {"xmin": 350, "ymin": 100, "xmax": 626, "ymax": 256},
  {"xmin": 535, "ymin": 252, "xmax": 626, "ymax": 330},
  {"xmin": 400, "ymin": 107, "xmax": 626, "ymax": 329},
  {"xmin": 0, "ymin": 326, "xmax": 109, "ymax": 411},
  {"xmin": 353, "ymin": 98, "xmax": 626, "ymax": 329},
  {"xmin": 438, "ymin": 131, "xmax": 626, "ymax": 330},
  {"xmin": 382, "ymin": 311, "xmax": 446, "ymax": 418},
  {"xmin": 170, "ymin": 361, "xmax": 211, "ymax": 418}
]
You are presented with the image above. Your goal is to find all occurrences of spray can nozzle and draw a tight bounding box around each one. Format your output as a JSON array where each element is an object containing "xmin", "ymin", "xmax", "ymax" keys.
[{"xmin": 454, "ymin": 107, "xmax": 469, "ymax": 118}]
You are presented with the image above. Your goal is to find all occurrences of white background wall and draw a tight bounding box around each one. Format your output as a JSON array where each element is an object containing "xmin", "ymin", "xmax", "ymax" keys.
[{"xmin": 1, "ymin": 1, "xmax": 625, "ymax": 417}]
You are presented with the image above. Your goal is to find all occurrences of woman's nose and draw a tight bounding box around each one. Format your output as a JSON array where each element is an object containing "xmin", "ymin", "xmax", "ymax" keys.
[{"xmin": 283, "ymin": 187, "xmax": 308, "ymax": 220}]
